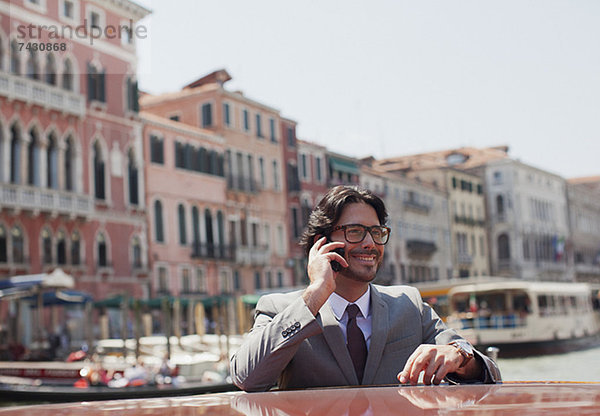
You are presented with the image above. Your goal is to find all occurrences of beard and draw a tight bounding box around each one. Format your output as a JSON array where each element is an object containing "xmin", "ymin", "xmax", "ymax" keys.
[{"xmin": 338, "ymin": 248, "xmax": 383, "ymax": 283}]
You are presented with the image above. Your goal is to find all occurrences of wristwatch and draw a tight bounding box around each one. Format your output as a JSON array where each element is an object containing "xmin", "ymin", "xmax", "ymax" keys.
[{"xmin": 449, "ymin": 339, "xmax": 474, "ymax": 367}]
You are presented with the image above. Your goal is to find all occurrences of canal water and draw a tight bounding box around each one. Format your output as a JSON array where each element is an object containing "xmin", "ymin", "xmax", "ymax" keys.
[{"xmin": 496, "ymin": 344, "xmax": 600, "ymax": 382}]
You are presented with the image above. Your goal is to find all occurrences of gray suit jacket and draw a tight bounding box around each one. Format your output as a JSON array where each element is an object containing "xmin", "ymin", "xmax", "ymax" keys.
[{"xmin": 231, "ymin": 284, "xmax": 501, "ymax": 392}]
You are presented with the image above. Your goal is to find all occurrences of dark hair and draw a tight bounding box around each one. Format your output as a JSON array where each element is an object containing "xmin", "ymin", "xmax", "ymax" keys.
[{"xmin": 299, "ymin": 185, "xmax": 388, "ymax": 257}]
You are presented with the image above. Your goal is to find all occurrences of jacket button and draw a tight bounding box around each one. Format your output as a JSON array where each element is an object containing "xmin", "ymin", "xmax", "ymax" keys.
[
  {"xmin": 294, "ymin": 322, "xmax": 300, "ymax": 328},
  {"xmin": 282, "ymin": 330, "xmax": 288, "ymax": 337}
]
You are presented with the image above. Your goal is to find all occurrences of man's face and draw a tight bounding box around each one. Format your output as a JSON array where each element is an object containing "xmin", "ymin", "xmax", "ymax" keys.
[{"xmin": 329, "ymin": 202, "xmax": 385, "ymax": 283}]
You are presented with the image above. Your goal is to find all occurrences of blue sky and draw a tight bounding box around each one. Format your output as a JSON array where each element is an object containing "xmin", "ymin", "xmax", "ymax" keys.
[{"xmin": 134, "ymin": 0, "xmax": 600, "ymax": 179}]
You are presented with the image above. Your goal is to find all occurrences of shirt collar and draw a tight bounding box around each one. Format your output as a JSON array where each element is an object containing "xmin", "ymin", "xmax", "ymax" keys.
[{"xmin": 328, "ymin": 285, "xmax": 371, "ymax": 321}]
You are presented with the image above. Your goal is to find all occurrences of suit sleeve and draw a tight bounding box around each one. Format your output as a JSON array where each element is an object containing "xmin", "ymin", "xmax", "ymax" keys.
[
  {"xmin": 230, "ymin": 294, "xmax": 323, "ymax": 392},
  {"xmin": 415, "ymin": 289, "xmax": 502, "ymax": 384}
]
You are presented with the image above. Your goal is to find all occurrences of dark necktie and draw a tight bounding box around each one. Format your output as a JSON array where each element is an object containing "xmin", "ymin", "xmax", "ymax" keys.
[{"xmin": 346, "ymin": 304, "xmax": 367, "ymax": 384}]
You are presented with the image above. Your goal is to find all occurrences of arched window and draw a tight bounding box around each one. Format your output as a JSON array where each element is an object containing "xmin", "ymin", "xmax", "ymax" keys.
[
  {"xmin": 498, "ymin": 234, "xmax": 510, "ymax": 260},
  {"xmin": 26, "ymin": 49, "xmax": 39, "ymax": 80},
  {"xmin": 12, "ymin": 226, "xmax": 24, "ymax": 264},
  {"xmin": 132, "ymin": 236, "xmax": 141, "ymax": 268},
  {"xmin": 47, "ymin": 132, "xmax": 58, "ymax": 189},
  {"xmin": 125, "ymin": 77, "xmax": 139, "ymax": 112},
  {"xmin": 496, "ymin": 195, "xmax": 505, "ymax": 216},
  {"xmin": 10, "ymin": 123, "xmax": 21, "ymax": 184},
  {"xmin": 205, "ymin": 209, "xmax": 214, "ymax": 257},
  {"xmin": 0, "ymin": 225, "xmax": 7, "ymax": 263},
  {"xmin": 217, "ymin": 211, "xmax": 225, "ymax": 258},
  {"xmin": 62, "ymin": 59, "xmax": 73, "ymax": 91},
  {"xmin": 56, "ymin": 230, "xmax": 66, "ymax": 265},
  {"xmin": 10, "ymin": 40, "xmax": 20, "ymax": 74},
  {"xmin": 87, "ymin": 62, "xmax": 105, "ymax": 102},
  {"xmin": 64, "ymin": 136, "xmax": 74, "ymax": 191},
  {"xmin": 93, "ymin": 141, "xmax": 105, "ymax": 199},
  {"xmin": 127, "ymin": 149, "xmax": 139, "ymax": 205},
  {"xmin": 27, "ymin": 127, "xmax": 41, "ymax": 186},
  {"xmin": 0, "ymin": 37, "xmax": 4, "ymax": 72},
  {"xmin": 71, "ymin": 231, "xmax": 81, "ymax": 265},
  {"xmin": 97, "ymin": 232, "xmax": 107, "ymax": 267},
  {"xmin": 178, "ymin": 204, "xmax": 187, "ymax": 245},
  {"xmin": 41, "ymin": 228, "xmax": 52, "ymax": 265},
  {"xmin": 154, "ymin": 200, "xmax": 164, "ymax": 242},
  {"xmin": 45, "ymin": 54, "xmax": 57, "ymax": 85},
  {"xmin": 192, "ymin": 206, "xmax": 200, "ymax": 244}
]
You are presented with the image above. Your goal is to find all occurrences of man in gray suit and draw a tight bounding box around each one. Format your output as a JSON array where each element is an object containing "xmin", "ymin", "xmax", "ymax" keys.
[{"xmin": 231, "ymin": 186, "xmax": 501, "ymax": 392}]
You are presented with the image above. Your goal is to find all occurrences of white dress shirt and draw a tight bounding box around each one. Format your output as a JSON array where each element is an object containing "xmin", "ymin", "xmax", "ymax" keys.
[{"xmin": 328, "ymin": 286, "xmax": 372, "ymax": 350}]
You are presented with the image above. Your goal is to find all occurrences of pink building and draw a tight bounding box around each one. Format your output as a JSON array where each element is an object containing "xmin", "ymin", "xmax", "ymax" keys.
[
  {"xmin": 141, "ymin": 70, "xmax": 293, "ymax": 296},
  {"xmin": 0, "ymin": 0, "xmax": 150, "ymax": 346}
]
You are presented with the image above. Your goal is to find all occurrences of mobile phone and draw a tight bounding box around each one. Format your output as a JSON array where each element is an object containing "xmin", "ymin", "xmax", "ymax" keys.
[{"xmin": 327, "ymin": 238, "xmax": 345, "ymax": 272}]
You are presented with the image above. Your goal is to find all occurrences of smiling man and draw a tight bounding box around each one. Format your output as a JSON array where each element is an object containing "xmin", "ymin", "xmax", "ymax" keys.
[{"xmin": 231, "ymin": 186, "xmax": 501, "ymax": 391}]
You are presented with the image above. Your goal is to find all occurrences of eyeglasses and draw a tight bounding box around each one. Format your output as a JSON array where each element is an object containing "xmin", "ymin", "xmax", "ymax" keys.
[{"xmin": 331, "ymin": 224, "xmax": 391, "ymax": 245}]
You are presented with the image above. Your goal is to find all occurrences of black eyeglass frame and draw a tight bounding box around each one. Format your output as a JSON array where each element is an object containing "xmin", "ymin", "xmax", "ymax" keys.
[{"xmin": 330, "ymin": 224, "xmax": 391, "ymax": 245}]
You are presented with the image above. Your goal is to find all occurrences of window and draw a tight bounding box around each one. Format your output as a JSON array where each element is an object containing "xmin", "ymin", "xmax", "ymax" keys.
[
  {"xmin": 62, "ymin": 59, "xmax": 73, "ymax": 91},
  {"xmin": 273, "ymin": 160, "xmax": 280, "ymax": 191},
  {"xmin": 87, "ymin": 63, "xmax": 105, "ymax": 102},
  {"xmin": 254, "ymin": 272, "xmax": 261, "ymax": 290},
  {"xmin": 223, "ymin": 103, "xmax": 231, "ymax": 127},
  {"xmin": 498, "ymin": 234, "xmax": 510, "ymax": 260},
  {"xmin": 127, "ymin": 149, "xmax": 139, "ymax": 205},
  {"xmin": 62, "ymin": 0, "xmax": 74, "ymax": 19},
  {"xmin": 10, "ymin": 124, "xmax": 21, "ymax": 184},
  {"xmin": 169, "ymin": 115, "xmax": 179, "ymax": 122},
  {"xmin": 154, "ymin": 200, "xmax": 164, "ymax": 242},
  {"xmin": 493, "ymin": 171, "xmax": 503, "ymax": 184},
  {"xmin": 45, "ymin": 54, "xmax": 57, "ymax": 85},
  {"xmin": 256, "ymin": 114, "xmax": 263, "ymax": 138},
  {"xmin": 12, "ymin": 226, "xmax": 24, "ymax": 264},
  {"xmin": 243, "ymin": 109, "xmax": 249, "ymax": 131},
  {"xmin": 131, "ymin": 236, "xmax": 142, "ymax": 268},
  {"xmin": 126, "ymin": 77, "xmax": 139, "ymax": 112},
  {"xmin": 315, "ymin": 157, "xmax": 323, "ymax": 182},
  {"xmin": 10, "ymin": 41, "xmax": 20, "ymax": 75},
  {"xmin": 251, "ymin": 223, "xmax": 259, "ymax": 247},
  {"xmin": 496, "ymin": 195, "xmax": 505, "ymax": 216},
  {"xmin": 149, "ymin": 135, "xmax": 164, "ymax": 164},
  {"xmin": 278, "ymin": 271, "xmax": 283, "ymax": 288},
  {"xmin": 93, "ymin": 141, "xmax": 105, "ymax": 200},
  {"xmin": 90, "ymin": 11, "xmax": 101, "ymax": 30},
  {"xmin": 56, "ymin": 230, "xmax": 66, "ymax": 265},
  {"xmin": 205, "ymin": 209, "xmax": 214, "ymax": 257},
  {"xmin": 47, "ymin": 132, "xmax": 58, "ymax": 189},
  {"xmin": 195, "ymin": 268, "xmax": 207, "ymax": 293},
  {"xmin": 158, "ymin": 267, "xmax": 169, "ymax": 293},
  {"xmin": 178, "ymin": 204, "xmax": 187, "ymax": 245},
  {"xmin": 258, "ymin": 157, "xmax": 265, "ymax": 189},
  {"xmin": 300, "ymin": 154, "xmax": 309, "ymax": 180},
  {"xmin": 97, "ymin": 233, "xmax": 107, "ymax": 267},
  {"xmin": 71, "ymin": 231, "xmax": 80, "ymax": 265},
  {"xmin": 287, "ymin": 127, "xmax": 295, "ymax": 147},
  {"xmin": 269, "ymin": 118, "xmax": 276, "ymax": 142},
  {"xmin": 26, "ymin": 49, "xmax": 40, "ymax": 80},
  {"xmin": 64, "ymin": 136, "xmax": 74, "ymax": 191},
  {"xmin": 291, "ymin": 207, "xmax": 300, "ymax": 239},
  {"xmin": 264, "ymin": 224, "xmax": 270, "ymax": 250},
  {"xmin": 0, "ymin": 226, "xmax": 6, "ymax": 262},
  {"xmin": 27, "ymin": 128, "xmax": 41, "ymax": 186},
  {"xmin": 266, "ymin": 271, "xmax": 273, "ymax": 288},
  {"xmin": 181, "ymin": 268, "xmax": 191, "ymax": 293},
  {"xmin": 201, "ymin": 103, "xmax": 212, "ymax": 127}
]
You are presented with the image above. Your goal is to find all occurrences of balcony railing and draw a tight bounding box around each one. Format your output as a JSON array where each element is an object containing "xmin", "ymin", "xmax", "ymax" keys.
[
  {"xmin": 406, "ymin": 239, "xmax": 437, "ymax": 256},
  {"xmin": 0, "ymin": 183, "xmax": 93, "ymax": 218},
  {"xmin": 236, "ymin": 245, "xmax": 270, "ymax": 266},
  {"xmin": 0, "ymin": 72, "xmax": 85, "ymax": 117},
  {"xmin": 457, "ymin": 253, "xmax": 473, "ymax": 265},
  {"xmin": 454, "ymin": 215, "xmax": 485, "ymax": 227},
  {"xmin": 226, "ymin": 175, "xmax": 260, "ymax": 193},
  {"xmin": 403, "ymin": 200, "xmax": 431, "ymax": 213},
  {"xmin": 191, "ymin": 242, "xmax": 235, "ymax": 261}
]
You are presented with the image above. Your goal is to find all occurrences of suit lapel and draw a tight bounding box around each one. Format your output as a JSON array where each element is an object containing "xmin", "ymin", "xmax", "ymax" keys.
[
  {"xmin": 362, "ymin": 285, "xmax": 389, "ymax": 385},
  {"xmin": 319, "ymin": 301, "xmax": 358, "ymax": 385}
]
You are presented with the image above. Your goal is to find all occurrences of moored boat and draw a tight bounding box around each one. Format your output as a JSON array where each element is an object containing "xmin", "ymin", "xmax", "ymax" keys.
[{"xmin": 446, "ymin": 280, "xmax": 600, "ymax": 356}]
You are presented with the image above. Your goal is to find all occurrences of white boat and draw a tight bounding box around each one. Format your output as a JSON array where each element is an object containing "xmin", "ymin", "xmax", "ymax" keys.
[{"xmin": 445, "ymin": 280, "xmax": 600, "ymax": 356}]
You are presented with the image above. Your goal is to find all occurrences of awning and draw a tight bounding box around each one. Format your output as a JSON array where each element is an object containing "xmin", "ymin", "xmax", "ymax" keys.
[
  {"xmin": 241, "ymin": 293, "xmax": 261, "ymax": 307},
  {"xmin": 93, "ymin": 294, "xmax": 235, "ymax": 309},
  {"xmin": 27, "ymin": 290, "xmax": 93, "ymax": 307},
  {"xmin": 329, "ymin": 157, "xmax": 360, "ymax": 175},
  {"xmin": 0, "ymin": 268, "xmax": 74, "ymax": 290}
]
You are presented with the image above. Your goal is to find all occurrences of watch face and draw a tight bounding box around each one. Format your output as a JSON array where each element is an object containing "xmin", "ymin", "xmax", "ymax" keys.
[{"xmin": 453, "ymin": 340, "xmax": 474, "ymax": 356}]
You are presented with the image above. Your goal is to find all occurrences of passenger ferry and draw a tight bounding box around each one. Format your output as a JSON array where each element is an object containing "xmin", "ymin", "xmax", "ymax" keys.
[{"xmin": 445, "ymin": 280, "xmax": 600, "ymax": 356}]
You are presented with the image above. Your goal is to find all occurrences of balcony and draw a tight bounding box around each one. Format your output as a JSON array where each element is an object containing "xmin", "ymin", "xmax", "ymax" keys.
[
  {"xmin": 403, "ymin": 200, "xmax": 431, "ymax": 214},
  {"xmin": 406, "ymin": 239, "xmax": 437, "ymax": 257},
  {"xmin": 454, "ymin": 215, "xmax": 485, "ymax": 227},
  {"xmin": 191, "ymin": 242, "xmax": 235, "ymax": 261},
  {"xmin": 226, "ymin": 175, "xmax": 260, "ymax": 194},
  {"xmin": 457, "ymin": 253, "xmax": 473, "ymax": 265},
  {"xmin": 0, "ymin": 72, "xmax": 85, "ymax": 117},
  {"xmin": 235, "ymin": 245, "xmax": 270, "ymax": 266},
  {"xmin": 0, "ymin": 183, "xmax": 93, "ymax": 218}
]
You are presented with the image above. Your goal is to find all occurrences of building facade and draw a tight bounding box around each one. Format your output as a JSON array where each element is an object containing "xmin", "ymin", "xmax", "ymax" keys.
[{"xmin": 0, "ymin": 0, "xmax": 150, "ymax": 345}]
